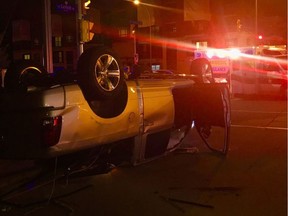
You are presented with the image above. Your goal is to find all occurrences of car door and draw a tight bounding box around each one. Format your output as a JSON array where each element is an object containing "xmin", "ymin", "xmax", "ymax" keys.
[
  {"xmin": 261, "ymin": 61, "xmax": 283, "ymax": 94},
  {"xmin": 191, "ymin": 83, "xmax": 231, "ymax": 155}
]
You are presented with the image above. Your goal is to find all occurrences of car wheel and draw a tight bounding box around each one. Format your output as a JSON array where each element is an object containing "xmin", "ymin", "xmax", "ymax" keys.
[
  {"xmin": 190, "ymin": 58, "xmax": 214, "ymax": 83},
  {"xmin": 77, "ymin": 47, "xmax": 125, "ymax": 100},
  {"xmin": 4, "ymin": 60, "xmax": 47, "ymax": 91}
]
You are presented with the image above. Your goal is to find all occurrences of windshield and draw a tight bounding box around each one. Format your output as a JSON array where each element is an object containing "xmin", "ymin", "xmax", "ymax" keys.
[{"xmin": 276, "ymin": 56, "xmax": 288, "ymax": 70}]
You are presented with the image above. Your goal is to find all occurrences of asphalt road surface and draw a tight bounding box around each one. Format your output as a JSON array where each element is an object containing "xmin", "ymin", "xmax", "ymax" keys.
[{"xmin": 0, "ymin": 96, "xmax": 287, "ymax": 216}]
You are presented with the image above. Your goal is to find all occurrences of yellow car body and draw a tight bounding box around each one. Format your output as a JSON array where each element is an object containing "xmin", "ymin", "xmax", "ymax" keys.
[{"xmin": 0, "ymin": 49, "xmax": 230, "ymax": 165}]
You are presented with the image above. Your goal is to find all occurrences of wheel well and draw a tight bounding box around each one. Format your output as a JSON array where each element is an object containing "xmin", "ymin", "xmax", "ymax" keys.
[{"xmin": 88, "ymin": 82, "xmax": 128, "ymax": 118}]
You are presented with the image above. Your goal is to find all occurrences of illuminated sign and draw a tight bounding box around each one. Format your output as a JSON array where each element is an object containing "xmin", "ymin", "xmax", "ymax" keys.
[
  {"xmin": 54, "ymin": 1, "xmax": 76, "ymax": 14},
  {"xmin": 210, "ymin": 59, "xmax": 229, "ymax": 73}
]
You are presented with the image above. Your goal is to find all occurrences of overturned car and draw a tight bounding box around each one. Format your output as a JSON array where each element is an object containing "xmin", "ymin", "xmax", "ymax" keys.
[{"xmin": 0, "ymin": 47, "xmax": 230, "ymax": 165}]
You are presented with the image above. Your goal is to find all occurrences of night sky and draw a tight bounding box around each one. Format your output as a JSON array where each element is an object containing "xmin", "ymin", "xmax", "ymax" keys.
[
  {"xmin": 0, "ymin": 0, "xmax": 286, "ymax": 37},
  {"xmin": 0, "ymin": 0, "xmax": 286, "ymax": 23},
  {"xmin": 211, "ymin": 0, "xmax": 287, "ymax": 17},
  {"xmin": 93, "ymin": 0, "xmax": 287, "ymax": 17}
]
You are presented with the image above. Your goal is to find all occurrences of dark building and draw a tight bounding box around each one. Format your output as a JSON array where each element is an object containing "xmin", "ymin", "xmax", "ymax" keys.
[{"xmin": 0, "ymin": 0, "xmax": 80, "ymax": 73}]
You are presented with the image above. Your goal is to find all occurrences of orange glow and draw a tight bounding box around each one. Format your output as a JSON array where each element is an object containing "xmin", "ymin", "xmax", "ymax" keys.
[
  {"xmin": 84, "ymin": 0, "xmax": 91, "ymax": 9},
  {"xmin": 127, "ymin": 0, "xmax": 182, "ymax": 13},
  {"xmin": 82, "ymin": 5, "xmax": 287, "ymax": 78},
  {"xmin": 133, "ymin": 0, "xmax": 139, "ymax": 5}
]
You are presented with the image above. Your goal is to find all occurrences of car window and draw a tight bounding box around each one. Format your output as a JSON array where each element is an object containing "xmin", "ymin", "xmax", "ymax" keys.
[
  {"xmin": 265, "ymin": 62, "xmax": 280, "ymax": 72},
  {"xmin": 281, "ymin": 62, "xmax": 287, "ymax": 70},
  {"xmin": 276, "ymin": 56, "xmax": 287, "ymax": 70}
]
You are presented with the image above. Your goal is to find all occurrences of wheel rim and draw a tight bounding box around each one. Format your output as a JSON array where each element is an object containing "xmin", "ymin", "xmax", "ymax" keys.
[{"xmin": 95, "ymin": 54, "xmax": 121, "ymax": 92}]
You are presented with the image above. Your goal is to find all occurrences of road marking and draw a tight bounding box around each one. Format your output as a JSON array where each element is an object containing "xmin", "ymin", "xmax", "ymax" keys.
[{"xmin": 231, "ymin": 124, "xmax": 288, "ymax": 131}]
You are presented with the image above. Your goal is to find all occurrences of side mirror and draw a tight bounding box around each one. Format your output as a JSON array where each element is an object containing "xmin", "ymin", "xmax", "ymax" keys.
[{"xmin": 190, "ymin": 58, "xmax": 214, "ymax": 83}]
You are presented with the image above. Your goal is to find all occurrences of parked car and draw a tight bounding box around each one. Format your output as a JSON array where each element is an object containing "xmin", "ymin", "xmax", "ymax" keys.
[
  {"xmin": 231, "ymin": 54, "xmax": 287, "ymax": 98},
  {"xmin": 153, "ymin": 69, "xmax": 174, "ymax": 75},
  {"xmin": 0, "ymin": 47, "xmax": 230, "ymax": 166}
]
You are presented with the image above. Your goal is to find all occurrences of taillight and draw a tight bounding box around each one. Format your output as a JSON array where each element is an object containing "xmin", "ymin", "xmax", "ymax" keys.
[{"xmin": 41, "ymin": 116, "xmax": 62, "ymax": 147}]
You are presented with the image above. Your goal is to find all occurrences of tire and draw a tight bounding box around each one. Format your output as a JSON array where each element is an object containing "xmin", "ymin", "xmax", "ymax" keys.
[
  {"xmin": 4, "ymin": 60, "xmax": 47, "ymax": 91},
  {"xmin": 190, "ymin": 58, "xmax": 214, "ymax": 83},
  {"xmin": 77, "ymin": 47, "xmax": 125, "ymax": 100}
]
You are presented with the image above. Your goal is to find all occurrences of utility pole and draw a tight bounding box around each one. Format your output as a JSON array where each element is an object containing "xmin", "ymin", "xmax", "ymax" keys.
[
  {"xmin": 255, "ymin": 0, "xmax": 258, "ymax": 38},
  {"xmin": 43, "ymin": 0, "xmax": 53, "ymax": 73}
]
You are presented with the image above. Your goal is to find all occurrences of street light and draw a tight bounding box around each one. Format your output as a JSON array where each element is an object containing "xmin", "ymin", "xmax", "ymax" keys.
[
  {"xmin": 133, "ymin": 0, "xmax": 152, "ymax": 69},
  {"xmin": 131, "ymin": 24, "xmax": 138, "ymax": 65},
  {"xmin": 84, "ymin": 0, "xmax": 91, "ymax": 9}
]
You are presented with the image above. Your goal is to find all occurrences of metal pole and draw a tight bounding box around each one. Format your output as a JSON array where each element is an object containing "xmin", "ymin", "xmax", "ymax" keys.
[
  {"xmin": 255, "ymin": 0, "xmax": 260, "ymax": 93},
  {"xmin": 149, "ymin": 23, "xmax": 152, "ymax": 69},
  {"xmin": 133, "ymin": 1, "xmax": 152, "ymax": 69},
  {"xmin": 77, "ymin": 0, "xmax": 84, "ymax": 57},
  {"xmin": 133, "ymin": 28, "xmax": 138, "ymax": 65},
  {"xmin": 144, "ymin": 6, "xmax": 152, "ymax": 69},
  {"xmin": 44, "ymin": 0, "xmax": 53, "ymax": 73},
  {"xmin": 255, "ymin": 0, "xmax": 258, "ymax": 37}
]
